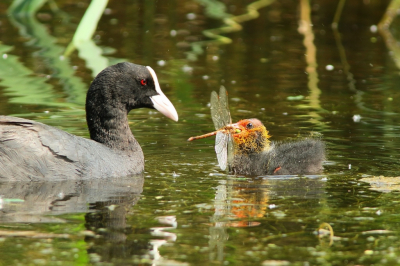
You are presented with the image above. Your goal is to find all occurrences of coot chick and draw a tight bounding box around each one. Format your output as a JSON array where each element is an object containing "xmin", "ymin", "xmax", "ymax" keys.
[
  {"xmin": 228, "ymin": 119, "xmax": 325, "ymax": 175},
  {"xmin": 189, "ymin": 118, "xmax": 325, "ymax": 176},
  {"xmin": 0, "ymin": 62, "xmax": 178, "ymax": 181}
]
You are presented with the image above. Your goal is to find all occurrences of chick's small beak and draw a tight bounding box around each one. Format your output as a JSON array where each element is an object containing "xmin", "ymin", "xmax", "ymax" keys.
[
  {"xmin": 226, "ymin": 122, "xmax": 242, "ymax": 134},
  {"xmin": 147, "ymin": 66, "xmax": 179, "ymax": 122}
]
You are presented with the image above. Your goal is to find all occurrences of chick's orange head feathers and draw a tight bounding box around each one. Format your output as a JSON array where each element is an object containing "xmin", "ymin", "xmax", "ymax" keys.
[
  {"xmin": 235, "ymin": 119, "xmax": 264, "ymax": 129},
  {"xmin": 229, "ymin": 119, "xmax": 271, "ymax": 154}
]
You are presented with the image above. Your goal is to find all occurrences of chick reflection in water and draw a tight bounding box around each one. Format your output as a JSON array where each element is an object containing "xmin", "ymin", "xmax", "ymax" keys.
[{"xmin": 208, "ymin": 176, "xmax": 327, "ymax": 262}]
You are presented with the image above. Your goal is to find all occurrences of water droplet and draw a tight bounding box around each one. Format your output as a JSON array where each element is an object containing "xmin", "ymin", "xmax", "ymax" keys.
[
  {"xmin": 172, "ymin": 172, "xmax": 179, "ymax": 177},
  {"xmin": 157, "ymin": 60, "xmax": 166, "ymax": 67},
  {"xmin": 325, "ymin": 64, "xmax": 334, "ymax": 71},
  {"xmin": 182, "ymin": 65, "xmax": 193, "ymax": 74},
  {"xmin": 186, "ymin": 13, "xmax": 196, "ymax": 20},
  {"xmin": 110, "ymin": 18, "xmax": 118, "ymax": 25},
  {"xmin": 353, "ymin": 114, "xmax": 361, "ymax": 122}
]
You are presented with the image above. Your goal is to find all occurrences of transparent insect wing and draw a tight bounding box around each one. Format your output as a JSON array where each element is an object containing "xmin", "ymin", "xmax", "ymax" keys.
[
  {"xmin": 210, "ymin": 86, "xmax": 231, "ymax": 130},
  {"xmin": 215, "ymin": 131, "xmax": 228, "ymax": 170},
  {"xmin": 227, "ymin": 133, "xmax": 234, "ymax": 167},
  {"xmin": 210, "ymin": 86, "xmax": 234, "ymax": 171},
  {"xmin": 210, "ymin": 91, "xmax": 222, "ymax": 130},
  {"xmin": 210, "ymin": 91, "xmax": 226, "ymax": 130},
  {"xmin": 219, "ymin": 86, "xmax": 232, "ymax": 125}
]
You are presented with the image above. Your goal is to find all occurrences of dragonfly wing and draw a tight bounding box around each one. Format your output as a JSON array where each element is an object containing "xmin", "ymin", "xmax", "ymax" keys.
[
  {"xmin": 210, "ymin": 90, "xmax": 224, "ymax": 130},
  {"xmin": 218, "ymin": 86, "xmax": 232, "ymax": 126},
  {"xmin": 215, "ymin": 132, "xmax": 228, "ymax": 170},
  {"xmin": 227, "ymin": 133, "xmax": 234, "ymax": 168},
  {"xmin": 210, "ymin": 86, "xmax": 231, "ymax": 130}
]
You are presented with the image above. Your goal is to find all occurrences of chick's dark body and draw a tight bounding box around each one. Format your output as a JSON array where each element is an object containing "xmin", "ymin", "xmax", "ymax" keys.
[{"xmin": 230, "ymin": 138, "xmax": 326, "ymax": 176}]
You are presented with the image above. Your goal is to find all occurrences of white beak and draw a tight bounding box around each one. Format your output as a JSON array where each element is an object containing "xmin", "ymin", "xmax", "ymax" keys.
[{"xmin": 147, "ymin": 66, "xmax": 179, "ymax": 122}]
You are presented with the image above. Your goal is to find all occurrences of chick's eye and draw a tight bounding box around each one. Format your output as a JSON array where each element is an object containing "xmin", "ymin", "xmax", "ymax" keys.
[
  {"xmin": 246, "ymin": 122, "xmax": 253, "ymax": 129},
  {"xmin": 140, "ymin": 79, "xmax": 147, "ymax": 86}
]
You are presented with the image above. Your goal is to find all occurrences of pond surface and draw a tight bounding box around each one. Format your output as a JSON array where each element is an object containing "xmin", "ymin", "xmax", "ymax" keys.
[{"xmin": 1, "ymin": 0, "xmax": 400, "ymax": 265}]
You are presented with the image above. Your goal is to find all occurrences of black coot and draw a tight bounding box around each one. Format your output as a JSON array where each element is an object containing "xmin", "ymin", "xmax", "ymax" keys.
[{"xmin": 0, "ymin": 62, "xmax": 178, "ymax": 181}]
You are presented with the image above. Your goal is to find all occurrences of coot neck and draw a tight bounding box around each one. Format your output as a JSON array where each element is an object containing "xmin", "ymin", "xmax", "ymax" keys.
[
  {"xmin": 85, "ymin": 82, "xmax": 137, "ymax": 151},
  {"xmin": 87, "ymin": 106, "xmax": 137, "ymax": 151}
]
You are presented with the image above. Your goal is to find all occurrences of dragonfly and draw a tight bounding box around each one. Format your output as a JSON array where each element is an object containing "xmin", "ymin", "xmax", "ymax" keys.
[{"xmin": 188, "ymin": 86, "xmax": 238, "ymax": 170}]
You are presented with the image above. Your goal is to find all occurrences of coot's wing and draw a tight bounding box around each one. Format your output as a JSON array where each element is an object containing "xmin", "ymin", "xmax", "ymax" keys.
[
  {"xmin": 215, "ymin": 131, "xmax": 229, "ymax": 170},
  {"xmin": 0, "ymin": 116, "xmax": 143, "ymax": 180},
  {"xmin": 36, "ymin": 121, "xmax": 144, "ymax": 177},
  {"xmin": 0, "ymin": 117, "xmax": 80, "ymax": 180},
  {"xmin": 210, "ymin": 86, "xmax": 231, "ymax": 130}
]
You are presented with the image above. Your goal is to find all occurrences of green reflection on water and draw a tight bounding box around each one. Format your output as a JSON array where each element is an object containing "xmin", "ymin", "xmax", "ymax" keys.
[
  {"xmin": 8, "ymin": 1, "xmax": 86, "ymax": 106},
  {"xmin": 189, "ymin": 0, "xmax": 275, "ymax": 61},
  {"xmin": 0, "ymin": 44, "xmax": 66, "ymax": 107},
  {"xmin": 2, "ymin": 0, "xmax": 400, "ymax": 265}
]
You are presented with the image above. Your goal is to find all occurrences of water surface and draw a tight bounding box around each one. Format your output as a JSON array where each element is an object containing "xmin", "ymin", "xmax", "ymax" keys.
[{"xmin": 1, "ymin": 0, "xmax": 400, "ymax": 265}]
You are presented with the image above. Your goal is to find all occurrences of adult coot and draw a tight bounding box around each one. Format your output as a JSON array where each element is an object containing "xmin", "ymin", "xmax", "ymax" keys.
[{"xmin": 0, "ymin": 62, "xmax": 178, "ymax": 181}]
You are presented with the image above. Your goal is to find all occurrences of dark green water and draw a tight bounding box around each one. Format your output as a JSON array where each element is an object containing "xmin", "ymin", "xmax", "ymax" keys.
[{"xmin": 1, "ymin": 0, "xmax": 400, "ymax": 265}]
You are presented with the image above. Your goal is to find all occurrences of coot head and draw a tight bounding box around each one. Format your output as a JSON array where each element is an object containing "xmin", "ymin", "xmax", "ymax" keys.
[{"xmin": 86, "ymin": 62, "xmax": 178, "ymax": 148}]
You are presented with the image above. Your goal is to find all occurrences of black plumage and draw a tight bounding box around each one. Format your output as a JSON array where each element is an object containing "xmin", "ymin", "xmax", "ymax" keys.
[{"xmin": 230, "ymin": 138, "xmax": 326, "ymax": 176}]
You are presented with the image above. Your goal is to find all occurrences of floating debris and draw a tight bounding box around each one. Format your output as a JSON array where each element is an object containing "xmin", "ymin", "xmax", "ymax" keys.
[{"xmin": 360, "ymin": 176, "xmax": 400, "ymax": 192}]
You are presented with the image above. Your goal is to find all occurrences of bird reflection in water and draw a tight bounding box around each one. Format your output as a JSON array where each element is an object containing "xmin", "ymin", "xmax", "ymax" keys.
[{"xmin": 207, "ymin": 176, "xmax": 327, "ymax": 262}]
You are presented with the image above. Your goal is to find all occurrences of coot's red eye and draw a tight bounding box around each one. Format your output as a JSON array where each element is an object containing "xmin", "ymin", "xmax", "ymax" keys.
[{"xmin": 140, "ymin": 79, "xmax": 147, "ymax": 86}]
